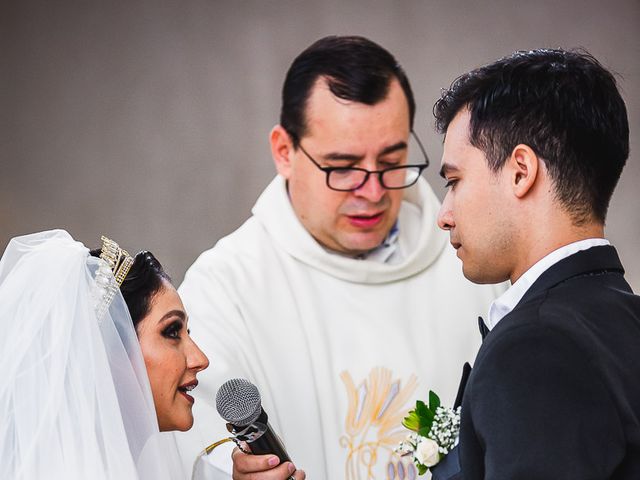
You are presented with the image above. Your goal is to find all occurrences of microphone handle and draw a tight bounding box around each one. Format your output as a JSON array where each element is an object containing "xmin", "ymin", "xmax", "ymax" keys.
[
  {"xmin": 240, "ymin": 409, "xmax": 291, "ymax": 464},
  {"xmin": 250, "ymin": 422, "xmax": 290, "ymax": 463}
]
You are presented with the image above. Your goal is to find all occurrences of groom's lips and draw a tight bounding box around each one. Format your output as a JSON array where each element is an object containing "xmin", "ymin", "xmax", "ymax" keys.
[{"xmin": 450, "ymin": 240, "xmax": 462, "ymax": 257}]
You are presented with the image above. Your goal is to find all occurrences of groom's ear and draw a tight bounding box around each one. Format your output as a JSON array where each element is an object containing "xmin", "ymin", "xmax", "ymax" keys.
[{"xmin": 508, "ymin": 144, "xmax": 539, "ymax": 199}]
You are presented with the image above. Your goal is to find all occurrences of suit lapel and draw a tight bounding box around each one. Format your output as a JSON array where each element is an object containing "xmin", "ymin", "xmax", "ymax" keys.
[
  {"xmin": 517, "ymin": 245, "xmax": 626, "ymax": 308},
  {"xmin": 478, "ymin": 316, "xmax": 490, "ymax": 340},
  {"xmin": 454, "ymin": 362, "xmax": 472, "ymax": 409},
  {"xmin": 453, "ymin": 316, "xmax": 489, "ymax": 410}
]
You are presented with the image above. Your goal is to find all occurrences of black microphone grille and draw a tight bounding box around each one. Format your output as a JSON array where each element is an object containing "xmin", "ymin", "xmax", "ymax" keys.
[{"xmin": 215, "ymin": 378, "xmax": 262, "ymax": 427}]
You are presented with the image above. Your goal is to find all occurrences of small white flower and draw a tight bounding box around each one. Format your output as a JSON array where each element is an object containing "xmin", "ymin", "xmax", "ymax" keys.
[
  {"xmin": 395, "ymin": 441, "xmax": 412, "ymax": 455},
  {"xmin": 414, "ymin": 437, "xmax": 440, "ymax": 467}
]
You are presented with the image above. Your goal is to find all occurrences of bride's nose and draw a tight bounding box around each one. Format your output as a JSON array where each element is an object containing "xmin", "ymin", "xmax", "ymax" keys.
[{"xmin": 186, "ymin": 337, "xmax": 209, "ymax": 372}]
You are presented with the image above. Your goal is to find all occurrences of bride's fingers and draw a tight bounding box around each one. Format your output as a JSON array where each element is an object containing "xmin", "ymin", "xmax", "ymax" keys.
[
  {"xmin": 232, "ymin": 447, "xmax": 300, "ymax": 479},
  {"xmin": 292, "ymin": 468, "xmax": 306, "ymax": 479}
]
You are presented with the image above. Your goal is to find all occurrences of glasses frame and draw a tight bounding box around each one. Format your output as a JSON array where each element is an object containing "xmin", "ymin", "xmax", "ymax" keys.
[{"xmin": 297, "ymin": 130, "xmax": 430, "ymax": 192}]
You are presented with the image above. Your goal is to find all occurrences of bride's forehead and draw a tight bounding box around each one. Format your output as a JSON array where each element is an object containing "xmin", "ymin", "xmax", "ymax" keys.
[{"xmin": 150, "ymin": 283, "xmax": 183, "ymax": 309}]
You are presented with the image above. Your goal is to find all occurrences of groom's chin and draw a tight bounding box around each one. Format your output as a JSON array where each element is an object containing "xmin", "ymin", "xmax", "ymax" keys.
[{"xmin": 461, "ymin": 261, "xmax": 509, "ymax": 285}]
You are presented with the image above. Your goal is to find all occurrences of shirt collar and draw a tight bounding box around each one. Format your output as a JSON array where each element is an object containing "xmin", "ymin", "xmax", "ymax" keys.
[
  {"xmin": 486, "ymin": 238, "xmax": 610, "ymax": 330},
  {"xmin": 360, "ymin": 222, "xmax": 401, "ymax": 264}
]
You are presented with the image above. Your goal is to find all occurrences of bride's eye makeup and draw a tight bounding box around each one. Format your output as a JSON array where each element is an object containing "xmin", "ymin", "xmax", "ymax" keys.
[{"xmin": 162, "ymin": 319, "xmax": 183, "ymax": 340}]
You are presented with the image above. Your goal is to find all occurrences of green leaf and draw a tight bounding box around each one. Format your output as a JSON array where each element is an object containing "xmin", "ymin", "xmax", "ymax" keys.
[
  {"xmin": 423, "ymin": 408, "xmax": 435, "ymax": 423},
  {"xmin": 403, "ymin": 394, "xmax": 443, "ymax": 435},
  {"xmin": 429, "ymin": 390, "xmax": 441, "ymax": 411},
  {"xmin": 416, "ymin": 463, "xmax": 428, "ymax": 475},
  {"xmin": 415, "ymin": 400, "xmax": 429, "ymax": 417},
  {"xmin": 417, "ymin": 424, "xmax": 433, "ymax": 437}
]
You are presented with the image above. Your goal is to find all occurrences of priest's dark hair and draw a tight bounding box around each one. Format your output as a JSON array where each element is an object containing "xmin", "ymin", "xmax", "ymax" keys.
[{"xmin": 280, "ymin": 35, "xmax": 415, "ymax": 147}]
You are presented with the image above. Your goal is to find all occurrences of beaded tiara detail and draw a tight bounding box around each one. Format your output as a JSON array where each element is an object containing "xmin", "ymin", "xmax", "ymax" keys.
[{"xmin": 93, "ymin": 236, "xmax": 134, "ymax": 320}]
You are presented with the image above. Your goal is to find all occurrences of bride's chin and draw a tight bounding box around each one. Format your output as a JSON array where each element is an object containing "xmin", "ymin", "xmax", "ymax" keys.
[
  {"xmin": 177, "ymin": 406, "xmax": 195, "ymax": 431},
  {"xmin": 159, "ymin": 414, "xmax": 194, "ymax": 432},
  {"xmin": 175, "ymin": 415, "xmax": 195, "ymax": 432},
  {"xmin": 158, "ymin": 401, "xmax": 195, "ymax": 432},
  {"xmin": 183, "ymin": 416, "xmax": 195, "ymax": 431}
]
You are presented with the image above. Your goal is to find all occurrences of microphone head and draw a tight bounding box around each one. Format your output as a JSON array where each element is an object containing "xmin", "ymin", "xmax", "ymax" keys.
[{"xmin": 216, "ymin": 378, "xmax": 262, "ymax": 427}]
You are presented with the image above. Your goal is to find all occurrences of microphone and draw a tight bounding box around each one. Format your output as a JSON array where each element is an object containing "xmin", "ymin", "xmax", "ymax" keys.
[{"xmin": 215, "ymin": 378, "xmax": 291, "ymax": 464}]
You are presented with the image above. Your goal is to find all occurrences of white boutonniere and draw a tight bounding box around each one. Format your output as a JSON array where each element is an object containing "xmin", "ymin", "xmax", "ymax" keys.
[{"xmin": 394, "ymin": 391, "xmax": 460, "ymax": 475}]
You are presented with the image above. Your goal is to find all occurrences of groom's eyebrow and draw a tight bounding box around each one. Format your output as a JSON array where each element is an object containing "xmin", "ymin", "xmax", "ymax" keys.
[{"xmin": 439, "ymin": 163, "xmax": 459, "ymax": 179}]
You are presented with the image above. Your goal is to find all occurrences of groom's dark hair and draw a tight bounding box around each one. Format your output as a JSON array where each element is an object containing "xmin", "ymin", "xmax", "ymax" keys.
[{"xmin": 434, "ymin": 48, "xmax": 629, "ymax": 225}]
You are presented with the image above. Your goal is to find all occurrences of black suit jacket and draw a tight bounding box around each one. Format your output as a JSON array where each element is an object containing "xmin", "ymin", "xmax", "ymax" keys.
[{"xmin": 459, "ymin": 245, "xmax": 640, "ymax": 479}]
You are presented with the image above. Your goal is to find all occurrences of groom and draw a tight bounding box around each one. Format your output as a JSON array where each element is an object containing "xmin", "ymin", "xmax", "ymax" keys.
[{"xmin": 433, "ymin": 49, "xmax": 640, "ymax": 478}]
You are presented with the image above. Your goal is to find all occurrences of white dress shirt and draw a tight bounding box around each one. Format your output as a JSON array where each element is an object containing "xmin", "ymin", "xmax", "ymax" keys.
[{"xmin": 487, "ymin": 238, "xmax": 610, "ymax": 330}]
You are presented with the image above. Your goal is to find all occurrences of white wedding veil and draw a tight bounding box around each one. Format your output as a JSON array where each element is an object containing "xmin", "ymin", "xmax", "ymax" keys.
[{"xmin": 0, "ymin": 230, "xmax": 184, "ymax": 479}]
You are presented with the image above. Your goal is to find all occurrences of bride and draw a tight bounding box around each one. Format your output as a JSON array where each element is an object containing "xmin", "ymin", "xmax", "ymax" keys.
[{"xmin": 0, "ymin": 229, "xmax": 209, "ymax": 479}]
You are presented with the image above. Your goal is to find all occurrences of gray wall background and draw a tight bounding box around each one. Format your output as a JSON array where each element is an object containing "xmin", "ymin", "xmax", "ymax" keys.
[{"xmin": 2, "ymin": 0, "xmax": 639, "ymax": 290}]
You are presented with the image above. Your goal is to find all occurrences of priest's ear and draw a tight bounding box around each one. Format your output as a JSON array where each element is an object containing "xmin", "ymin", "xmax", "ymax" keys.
[{"xmin": 270, "ymin": 125, "xmax": 295, "ymax": 179}]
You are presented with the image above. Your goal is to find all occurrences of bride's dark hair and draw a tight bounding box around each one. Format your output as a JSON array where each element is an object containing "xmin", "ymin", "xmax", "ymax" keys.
[{"xmin": 90, "ymin": 249, "xmax": 171, "ymax": 329}]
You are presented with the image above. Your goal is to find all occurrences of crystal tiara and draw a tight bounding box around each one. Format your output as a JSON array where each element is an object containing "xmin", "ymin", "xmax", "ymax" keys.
[{"xmin": 93, "ymin": 236, "xmax": 134, "ymax": 320}]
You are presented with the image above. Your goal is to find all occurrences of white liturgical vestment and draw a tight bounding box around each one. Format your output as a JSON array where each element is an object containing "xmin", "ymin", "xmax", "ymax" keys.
[{"xmin": 175, "ymin": 176, "xmax": 503, "ymax": 479}]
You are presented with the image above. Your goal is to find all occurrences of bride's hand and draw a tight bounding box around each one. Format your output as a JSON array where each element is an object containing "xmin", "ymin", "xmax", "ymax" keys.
[{"xmin": 231, "ymin": 447, "xmax": 305, "ymax": 480}]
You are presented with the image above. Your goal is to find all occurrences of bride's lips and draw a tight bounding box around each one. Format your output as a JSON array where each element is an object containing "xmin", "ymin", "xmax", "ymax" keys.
[
  {"xmin": 178, "ymin": 380, "xmax": 198, "ymax": 404},
  {"xmin": 347, "ymin": 211, "xmax": 384, "ymax": 228}
]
